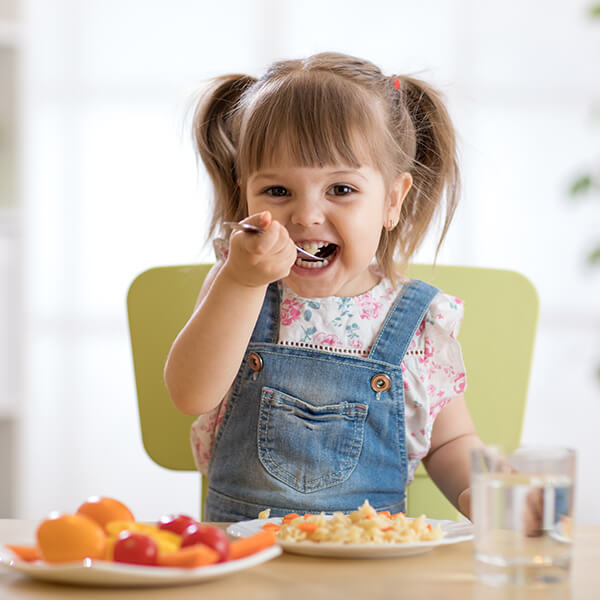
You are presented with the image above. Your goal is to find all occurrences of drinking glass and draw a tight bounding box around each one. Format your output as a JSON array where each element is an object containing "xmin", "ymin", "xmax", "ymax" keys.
[{"xmin": 471, "ymin": 445, "xmax": 575, "ymax": 585}]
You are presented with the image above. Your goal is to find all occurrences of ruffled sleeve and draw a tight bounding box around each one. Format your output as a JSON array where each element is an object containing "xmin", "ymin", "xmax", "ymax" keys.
[
  {"xmin": 414, "ymin": 291, "xmax": 466, "ymax": 399},
  {"xmin": 402, "ymin": 292, "xmax": 467, "ymax": 482},
  {"xmin": 190, "ymin": 399, "xmax": 229, "ymax": 475}
]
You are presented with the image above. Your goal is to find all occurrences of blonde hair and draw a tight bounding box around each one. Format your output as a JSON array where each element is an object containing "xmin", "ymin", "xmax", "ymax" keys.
[{"xmin": 193, "ymin": 52, "xmax": 460, "ymax": 280}]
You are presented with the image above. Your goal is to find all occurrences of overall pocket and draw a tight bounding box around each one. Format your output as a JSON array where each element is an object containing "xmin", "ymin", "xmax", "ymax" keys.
[{"xmin": 257, "ymin": 387, "xmax": 368, "ymax": 493}]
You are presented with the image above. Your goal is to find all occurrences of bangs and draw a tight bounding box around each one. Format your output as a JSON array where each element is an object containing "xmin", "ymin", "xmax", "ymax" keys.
[{"xmin": 238, "ymin": 73, "xmax": 389, "ymax": 177}]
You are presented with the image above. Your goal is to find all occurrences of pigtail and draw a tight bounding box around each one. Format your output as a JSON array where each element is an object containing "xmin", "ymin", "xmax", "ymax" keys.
[
  {"xmin": 192, "ymin": 74, "xmax": 257, "ymax": 239},
  {"xmin": 381, "ymin": 75, "xmax": 461, "ymax": 276}
]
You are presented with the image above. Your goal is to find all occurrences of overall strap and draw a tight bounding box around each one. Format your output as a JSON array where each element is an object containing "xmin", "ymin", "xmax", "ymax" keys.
[
  {"xmin": 369, "ymin": 279, "xmax": 439, "ymax": 365},
  {"xmin": 249, "ymin": 282, "xmax": 280, "ymax": 344}
]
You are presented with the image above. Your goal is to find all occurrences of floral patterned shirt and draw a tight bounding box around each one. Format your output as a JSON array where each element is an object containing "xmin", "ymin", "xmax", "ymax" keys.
[{"xmin": 191, "ymin": 267, "xmax": 467, "ymax": 486}]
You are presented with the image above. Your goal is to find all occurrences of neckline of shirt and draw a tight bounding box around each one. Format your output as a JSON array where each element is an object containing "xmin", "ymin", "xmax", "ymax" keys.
[{"xmin": 280, "ymin": 276, "xmax": 398, "ymax": 303}]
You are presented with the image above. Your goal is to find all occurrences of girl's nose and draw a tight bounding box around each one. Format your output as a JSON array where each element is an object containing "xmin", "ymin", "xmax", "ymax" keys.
[{"xmin": 290, "ymin": 196, "xmax": 325, "ymax": 227}]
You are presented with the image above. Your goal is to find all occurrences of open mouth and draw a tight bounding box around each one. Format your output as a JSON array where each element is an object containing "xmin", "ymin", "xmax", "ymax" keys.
[{"xmin": 295, "ymin": 241, "xmax": 338, "ymax": 269}]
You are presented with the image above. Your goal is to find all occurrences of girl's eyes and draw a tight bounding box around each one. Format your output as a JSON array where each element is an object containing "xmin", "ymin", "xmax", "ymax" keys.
[
  {"xmin": 263, "ymin": 186, "xmax": 289, "ymax": 197},
  {"xmin": 260, "ymin": 184, "xmax": 357, "ymax": 198},
  {"xmin": 328, "ymin": 184, "xmax": 356, "ymax": 196}
]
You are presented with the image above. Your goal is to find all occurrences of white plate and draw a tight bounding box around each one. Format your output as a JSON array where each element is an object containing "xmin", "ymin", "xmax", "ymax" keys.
[
  {"xmin": 0, "ymin": 545, "xmax": 282, "ymax": 587},
  {"xmin": 227, "ymin": 518, "xmax": 473, "ymax": 558}
]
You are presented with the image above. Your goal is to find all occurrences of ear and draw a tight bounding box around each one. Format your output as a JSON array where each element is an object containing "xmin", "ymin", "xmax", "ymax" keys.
[{"xmin": 386, "ymin": 172, "xmax": 412, "ymax": 227}]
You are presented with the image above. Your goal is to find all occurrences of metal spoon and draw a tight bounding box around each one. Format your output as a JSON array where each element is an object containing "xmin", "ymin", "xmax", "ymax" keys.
[{"xmin": 223, "ymin": 222, "xmax": 318, "ymax": 260}]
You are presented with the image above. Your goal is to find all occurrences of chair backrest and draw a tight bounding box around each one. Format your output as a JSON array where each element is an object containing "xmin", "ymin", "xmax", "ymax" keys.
[
  {"xmin": 127, "ymin": 264, "xmax": 210, "ymax": 518},
  {"xmin": 128, "ymin": 264, "xmax": 210, "ymax": 472},
  {"xmin": 127, "ymin": 264, "xmax": 538, "ymax": 520},
  {"xmin": 405, "ymin": 264, "xmax": 538, "ymax": 519}
]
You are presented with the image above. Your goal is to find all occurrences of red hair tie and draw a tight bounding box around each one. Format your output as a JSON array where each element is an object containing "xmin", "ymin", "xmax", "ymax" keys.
[{"xmin": 392, "ymin": 76, "xmax": 401, "ymax": 90}]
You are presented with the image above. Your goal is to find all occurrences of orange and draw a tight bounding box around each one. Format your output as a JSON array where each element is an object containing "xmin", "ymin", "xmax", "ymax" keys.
[
  {"xmin": 36, "ymin": 514, "xmax": 106, "ymax": 563},
  {"xmin": 76, "ymin": 496, "xmax": 134, "ymax": 532}
]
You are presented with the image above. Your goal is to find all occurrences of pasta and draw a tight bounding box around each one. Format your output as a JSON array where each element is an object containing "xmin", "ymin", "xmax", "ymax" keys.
[{"xmin": 275, "ymin": 500, "xmax": 443, "ymax": 544}]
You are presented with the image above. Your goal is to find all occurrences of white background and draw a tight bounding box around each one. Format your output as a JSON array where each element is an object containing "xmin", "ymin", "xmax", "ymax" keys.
[{"xmin": 5, "ymin": 0, "xmax": 600, "ymax": 523}]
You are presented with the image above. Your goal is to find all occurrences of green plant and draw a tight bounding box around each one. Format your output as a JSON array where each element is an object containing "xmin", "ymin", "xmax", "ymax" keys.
[
  {"xmin": 569, "ymin": 173, "xmax": 600, "ymax": 266},
  {"xmin": 569, "ymin": 4, "xmax": 600, "ymax": 379}
]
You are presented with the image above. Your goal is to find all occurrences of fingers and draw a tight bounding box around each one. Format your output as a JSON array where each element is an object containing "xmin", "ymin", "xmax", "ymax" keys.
[
  {"xmin": 457, "ymin": 488, "xmax": 472, "ymax": 519},
  {"xmin": 242, "ymin": 210, "xmax": 272, "ymax": 231},
  {"xmin": 225, "ymin": 212, "xmax": 296, "ymax": 286},
  {"xmin": 253, "ymin": 220, "xmax": 285, "ymax": 257},
  {"xmin": 236, "ymin": 213, "xmax": 294, "ymax": 257},
  {"xmin": 523, "ymin": 488, "xmax": 544, "ymax": 537}
]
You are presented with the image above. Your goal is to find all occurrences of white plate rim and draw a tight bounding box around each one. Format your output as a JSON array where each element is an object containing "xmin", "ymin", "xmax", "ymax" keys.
[
  {"xmin": 227, "ymin": 517, "xmax": 473, "ymax": 558},
  {"xmin": 0, "ymin": 545, "xmax": 282, "ymax": 587}
]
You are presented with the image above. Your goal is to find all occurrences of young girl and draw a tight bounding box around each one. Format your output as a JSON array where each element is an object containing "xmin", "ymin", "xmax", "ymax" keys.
[{"xmin": 165, "ymin": 52, "xmax": 483, "ymax": 522}]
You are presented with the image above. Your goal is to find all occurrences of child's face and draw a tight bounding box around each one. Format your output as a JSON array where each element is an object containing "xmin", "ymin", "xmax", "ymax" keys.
[{"xmin": 246, "ymin": 160, "xmax": 408, "ymax": 298}]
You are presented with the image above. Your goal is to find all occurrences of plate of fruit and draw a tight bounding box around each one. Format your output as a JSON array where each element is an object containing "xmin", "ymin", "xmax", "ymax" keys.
[{"xmin": 0, "ymin": 497, "xmax": 281, "ymax": 587}]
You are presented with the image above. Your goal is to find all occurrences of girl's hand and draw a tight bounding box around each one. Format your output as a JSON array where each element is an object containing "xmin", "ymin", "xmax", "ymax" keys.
[
  {"xmin": 523, "ymin": 487, "xmax": 544, "ymax": 537},
  {"xmin": 457, "ymin": 487, "xmax": 472, "ymax": 519},
  {"xmin": 222, "ymin": 211, "xmax": 296, "ymax": 288},
  {"xmin": 458, "ymin": 486, "xmax": 545, "ymax": 537}
]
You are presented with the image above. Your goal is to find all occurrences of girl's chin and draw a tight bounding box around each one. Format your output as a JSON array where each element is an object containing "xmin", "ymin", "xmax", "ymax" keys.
[
  {"xmin": 285, "ymin": 261, "xmax": 380, "ymax": 298},
  {"xmin": 285, "ymin": 262, "xmax": 337, "ymax": 298}
]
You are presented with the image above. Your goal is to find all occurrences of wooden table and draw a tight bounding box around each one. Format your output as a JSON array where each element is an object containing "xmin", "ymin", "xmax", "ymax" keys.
[{"xmin": 1, "ymin": 520, "xmax": 598, "ymax": 599}]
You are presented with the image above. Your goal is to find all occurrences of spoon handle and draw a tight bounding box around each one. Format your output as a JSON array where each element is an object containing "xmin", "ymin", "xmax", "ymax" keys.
[
  {"xmin": 223, "ymin": 222, "xmax": 264, "ymax": 234},
  {"xmin": 223, "ymin": 222, "xmax": 316, "ymax": 260}
]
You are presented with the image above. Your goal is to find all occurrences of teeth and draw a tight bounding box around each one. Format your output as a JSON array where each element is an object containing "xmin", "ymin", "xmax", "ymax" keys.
[
  {"xmin": 295, "ymin": 256, "xmax": 331, "ymax": 268},
  {"xmin": 296, "ymin": 241, "xmax": 330, "ymax": 256}
]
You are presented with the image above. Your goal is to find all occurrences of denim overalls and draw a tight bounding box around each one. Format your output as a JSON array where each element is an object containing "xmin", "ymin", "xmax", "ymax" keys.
[{"xmin": 205, "ymin": 279, "xmax": 439, "ymax": 522}]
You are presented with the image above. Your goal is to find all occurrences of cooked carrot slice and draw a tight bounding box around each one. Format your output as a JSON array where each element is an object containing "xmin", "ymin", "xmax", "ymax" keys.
[
  {"xmin": 296, "ymin": 522, "xmax": 318, "ymax": 533},
  {"xmin": 6, "ymin": 544, "xmax": 41, "ymax": 562},
  {"xmin": 303, "ymin": 513, "xmax": 315, "ymax": 520},
  {"xmin": 157, "ymin": 545, "xmax": 218, "ymax": 568},
  {"xmin": 229, "ymin": 530, "xmax": 277, "ymax": 560},
  {"xmin": 261, "ymin": 523, "xmax": 281, "ymax": 532},
  {"xmin": 282, "ymin": 513, "xmax": 300, "ymax": 524}
]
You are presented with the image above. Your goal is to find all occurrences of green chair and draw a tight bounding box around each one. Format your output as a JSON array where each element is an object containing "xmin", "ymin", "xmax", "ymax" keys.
[
  {"xmin": 127, "ymin": 264, "xmax": 538, "ymax": 521},
  {"xmin": 127, "ymin": 264, "xmax": 212, "ymax": 519},
  {"xmin": 405, "ymin": 264, "xmax": 538, "ymax": 519}
]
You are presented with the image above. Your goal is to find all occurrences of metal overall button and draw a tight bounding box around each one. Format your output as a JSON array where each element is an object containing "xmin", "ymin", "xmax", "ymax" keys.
[
  {"xmin": 370, "ymin": 373, "xmax": 391, "ymax": 392},
  {"xmin": 248, "ymin": 352, "xmax": 263, "ymax": 372}
]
